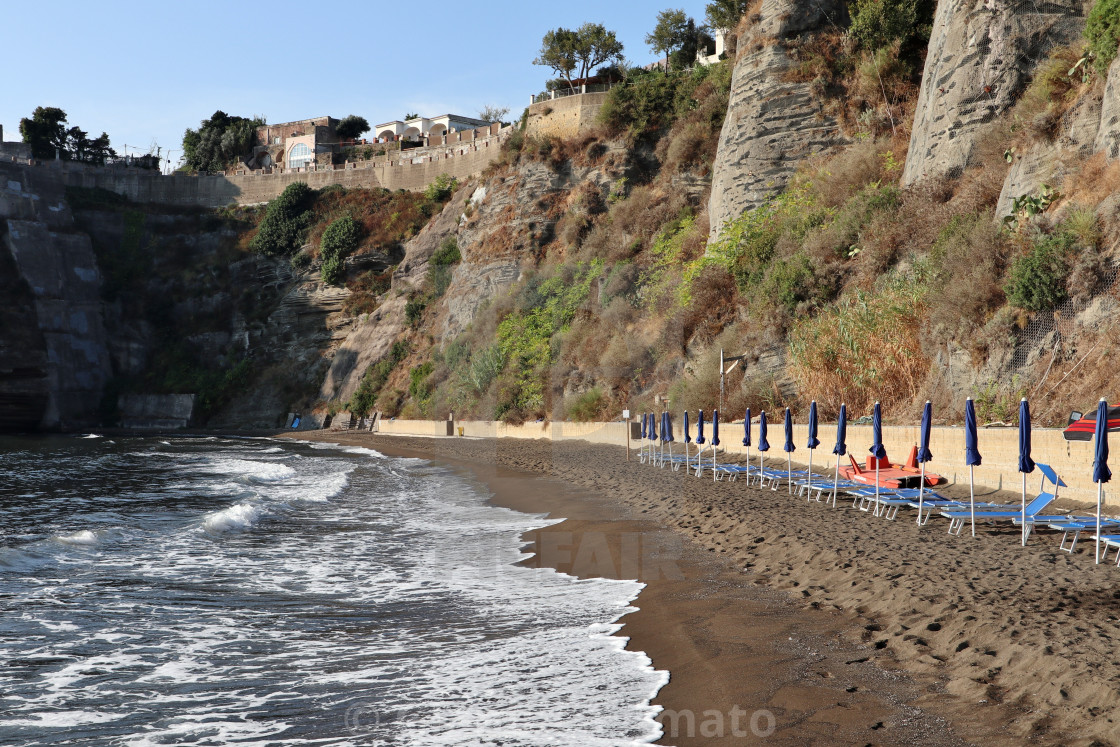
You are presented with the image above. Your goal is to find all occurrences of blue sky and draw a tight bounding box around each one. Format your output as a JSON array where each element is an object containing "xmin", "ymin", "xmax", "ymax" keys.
[{"xmin": 3, "ymin": 1, "xmax": 710, "ymax": 170}]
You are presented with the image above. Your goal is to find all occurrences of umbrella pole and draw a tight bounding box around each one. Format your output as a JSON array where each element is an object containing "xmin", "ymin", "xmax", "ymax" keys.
[
  {"xmin": 832, "ymin": 454, "xmax": 840, "ymax": 508},
  {"xmin": 918, "ymin": 462, "xmax": 926, "ymax": 526},
  {"xmin": 807, "ymin": 450, "xmax": 813, "ymax": 502},
  {"xmin": 787, "ymin": 453, "xmax": 792, "ymax": 495},
  {"xmin": 713, "ymin": 445, "xmax": 717, "ymax": 483},
  {"xmin": 745, "ymin": 445, "xmax": 750, "ymax": 485},
  {"xmin": 759, "ymin": 452, "xmax": 764, "ymax": 486},
  {"xmin": 1097, "ymin": 482, "xmax": 1103, "ymax": 565},
  {"xmin": 970, "ymin": 465, "xmax": 976, "ymax": 537},
  {"xmin": 1021, "ymin": 472, "xmax": 1027, "ymax": 547},
  {"xmin": 875, "ymin": 461, "xmax": 880, "ymax": 516}
]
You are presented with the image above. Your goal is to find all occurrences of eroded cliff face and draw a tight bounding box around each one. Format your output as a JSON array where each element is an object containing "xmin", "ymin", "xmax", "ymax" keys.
[
  {"xmin": 0, "ymin": 163, "xmax": 112, "ymax": 430},
  {"xmin": 319, "ymin": 150, "xmax": 634, "ymax": 404},
  {"xmin": 707, "ymin": 0, "xmax": 850, "ymax": 240},
  {"xmin": 902, "ymin": 0, "xmax": 1088, "ymax": 187}
]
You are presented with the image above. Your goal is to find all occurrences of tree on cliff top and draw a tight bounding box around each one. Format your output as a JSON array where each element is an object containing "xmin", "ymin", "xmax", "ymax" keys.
[
  {"xmin": 182, "ymin": 110, "xmax": 264, "ymax": 173},
  {"xmin": 19, "ymin": 107, "xmax": 115, "ymax": 164},
  {"xmin": 647, "ymin": 10, "xmax": 712, "ymax": 69},
  {"xmin": 534, "ymin": 23, "xmax": 624, "ymax": 91},
  {"xmin": 647, "ymin": 9, "xmax": 690, "ymax": 59},
  {"xmin": 335, "ymin": 115, "xmax": 370, "ymax": 141},
  {"xmin": 704, "ymin": 0, "xmax": 749, "ymax": 34}
]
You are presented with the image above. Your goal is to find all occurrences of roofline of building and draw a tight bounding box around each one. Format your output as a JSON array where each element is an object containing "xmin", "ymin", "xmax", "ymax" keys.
[{"xmin": 259, "ymin": 116, "xmax": 337, "ymax": 129}]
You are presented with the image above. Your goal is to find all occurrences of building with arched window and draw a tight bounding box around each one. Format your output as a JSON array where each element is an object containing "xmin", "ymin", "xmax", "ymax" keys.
[
  {"xmin": 287, "ymin": 143, "xmax": 313, "ymax": 169},
  {"xmin": 249, "ymin": 116, "xmax": 341, "ymax": 172}
]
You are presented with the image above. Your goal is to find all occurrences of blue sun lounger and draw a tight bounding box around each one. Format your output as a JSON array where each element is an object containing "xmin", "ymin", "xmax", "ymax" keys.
[
  {"xmin": 940, "ymin": 491, "xmax": 1058, "ymax": 535},
  {"xmin": 939, "ymin": 462, "xmax": 1066, "ymax": 535},
  {"xmin": 1090, "ymin": 534, "xmax": 1120, "ymax": 564},
  {"xmin": 873, "ymin": 489, "xmax": 1007, "ymax": 523},
  {"xmin": 1018, "ymin": 516, "xmax": 1120, "ymax": 553}
]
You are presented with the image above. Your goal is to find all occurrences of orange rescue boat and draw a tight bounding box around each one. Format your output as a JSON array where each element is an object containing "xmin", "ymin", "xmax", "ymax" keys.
[{"xmin": 838, "ymin": 445, "xmax": 945, "ymax": 489}]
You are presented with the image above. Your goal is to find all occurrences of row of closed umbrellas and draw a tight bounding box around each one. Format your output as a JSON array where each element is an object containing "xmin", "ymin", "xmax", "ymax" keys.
[{"xmin": 638, "ymin": 398, "xmax": 1115, "ymax": 563}]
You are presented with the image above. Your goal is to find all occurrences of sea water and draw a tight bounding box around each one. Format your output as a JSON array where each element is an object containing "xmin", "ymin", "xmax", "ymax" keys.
[{"xmin": 0, "ymin": 435, "xmax": 667, "ymax": 746}]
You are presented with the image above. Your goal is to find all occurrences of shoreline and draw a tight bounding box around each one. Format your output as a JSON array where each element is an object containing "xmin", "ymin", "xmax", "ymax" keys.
[{"xmin": 284, "ymin": 430, "xmax": 1035, "ymax": 746}]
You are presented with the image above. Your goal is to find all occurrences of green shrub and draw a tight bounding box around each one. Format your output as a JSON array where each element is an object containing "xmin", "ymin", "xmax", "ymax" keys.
[
  {"xmin": 1005, "ymin": 231, "xmax": 1075, "ymax": 311},
  {"xmin": 347, "ymin": 339, "xmax": 410, "ymax": 415},
  {"xmin": 849, "ymin": 0, "xmax": 934, "ymax": 54},
  {"xmin": 599, "ymin": 63, "xmax": 729, "ymax": 141},
  {"xmin": 567, "ymin": 388, "xmax": 604, "ymax": 421},
  {"xmin": 319, "ymin": 215, "xmax": 362, "ymax": 284},
  {"xmin": 760, "ymin": 253, "xmax": 815, "ymax": 311},
  {"xmin": 428, "ymin": 236, "xmax": 462, "ymax": 296},
  {"xmin": 250, "ymin": 182, "xmax": 314, "ymax": 257},
  {"xmin": 405, "ymin": 296, "xmax": 428, "ymax": 327},
  {"xmin": 1087, "ymin": 0, "xmax": 1120, "ymax": 73},
  {"xmin": 321, "ymin": 255, "xmax": 345, "ymax": 285},
  {"xmin": 408, "ymin": 361, "xmax": 434, "ymax": 401},
  {"xmin": 424, "ymin": 173, "xmax": 458, "ymax": 202}
]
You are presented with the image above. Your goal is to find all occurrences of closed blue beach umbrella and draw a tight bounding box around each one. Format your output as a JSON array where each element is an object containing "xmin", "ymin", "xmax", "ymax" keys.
[
  {"xmin": 806, "ymin": 401, "xmax": 819, "ymax": 498},
  {"xmin": 783, "ymin": 407, "xmax": 795, "ymax": 494},
  {"xmin": 831, "ymin": 403, "xmax": 847, "ymax": 507},
  {"xmin": 916, "ymin": 401, "xmax": 933, "ymax": 525},
  {"xmin": 640, "ymin": 414, "xmax": 649, "ymax": 463},
  {"xmin": 664, "ymin": 411, "xmax": 674, "ymax": 442},
  {"xmin": 1018, "ymin": 399, "xmax": 1035, "ymax": 546},
  {"xmin": 710, "ymin": 410, "xmax": 720, "ymax": 480},
  {"xmin": 696, "ymin": 410, "xmax": 705, "ymax": 445},
  {"xmin": 870, "ymin": 402, "xmax": 886, "ymax": 514},
  {"xmin": 683, "ymin": 410, "xmax": 692, "ymax": 472},
  {"xmin": 1095, "ymin": 398, "xmax": 1112, "ymax": 564},
  {"xmin": 758, "ymin": 411, "xmax": 770, "ymax": 481},
  {"xmin": 964, "ymin": 398, "xmax": 982, "ymax": 536},
  {"xmin": 783, "ymin": 408, "xmax": 794, "ymax": 453},
  {"xmin": 870, "ymin": 402, "xmax": 886, "ymax": 458},
  {"xmin": 649, "ymin": 411, "xmax": 657, "ymax": 441},
  {"xmin": 742, "ymin": 408, "xmax": 753, "ymax": 485}
]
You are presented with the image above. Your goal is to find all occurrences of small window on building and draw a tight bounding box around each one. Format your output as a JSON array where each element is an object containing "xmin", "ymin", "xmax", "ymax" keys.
[{"xmin": 288, "ymin": 143, "xmax": 313, "ymax": 169}]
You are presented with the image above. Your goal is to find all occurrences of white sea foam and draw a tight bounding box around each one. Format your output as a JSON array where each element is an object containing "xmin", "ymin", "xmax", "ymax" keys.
[
  {"xmin": 79, "ymin": 434, "xmax": 102, "ymax": 439},
  {"xmin": 0, "ymin": 439, "xmax": 668, "ymax": 746},
  {"xmin": 201, "ymin": 502, "xmax": 261, "ymax": 533},
  {"xmin": 4, "ymin": 710, "xmax": 120, "ymax": 728},
  {"xmin": 198, "ymin": 457, "xmax": 296, "ymax": 482},
  {"xmin": 55, "ymin": 529, "xmax": 97, "ymax": 546}
]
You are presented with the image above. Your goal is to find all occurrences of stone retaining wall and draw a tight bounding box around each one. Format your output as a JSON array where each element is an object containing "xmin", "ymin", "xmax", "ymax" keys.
[{"xmin": 371, "ymin": 417, "xmax": 1112, "ymax": 505}]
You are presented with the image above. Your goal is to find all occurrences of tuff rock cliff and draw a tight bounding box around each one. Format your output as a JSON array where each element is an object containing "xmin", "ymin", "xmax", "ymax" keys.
[
  {"xmin": 707, "ymin": 0, "xmax": 850, "ymax": 240},
  {"xmin": 902, "ymin": 0, "xmax": 1088, "ymax": 186}
]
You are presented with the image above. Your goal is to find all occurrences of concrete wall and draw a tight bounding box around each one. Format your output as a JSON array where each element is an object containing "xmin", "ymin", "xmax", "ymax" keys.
[
  {"xmin": 371, "ymin": 417, "xmax": 1113, "ymax": 506},
  {"xmin": 525, "ymin": 92, "xmax": 609, "ymax": 140},
  {"xmin": 118, "ymin": 393, "xmax": 196, "ymax": 429}
]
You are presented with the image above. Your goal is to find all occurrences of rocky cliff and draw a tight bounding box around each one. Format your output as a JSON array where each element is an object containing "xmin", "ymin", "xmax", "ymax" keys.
[
  {"xmin": 902, "ymin": 0, "xmax": 1088, "ymax": 186},
  {"xmin": 707, "ymin": 0, "xmax": 850, "ymax": 240},
  {"xmin": 0, "ymin": 163, "xmax": 112, "ymax": 430}
]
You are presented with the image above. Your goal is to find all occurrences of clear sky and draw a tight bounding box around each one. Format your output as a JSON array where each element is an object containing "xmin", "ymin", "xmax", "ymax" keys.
[{"xmin": 3, "ymin": 1, "xmax": 711, "ymax": 171}]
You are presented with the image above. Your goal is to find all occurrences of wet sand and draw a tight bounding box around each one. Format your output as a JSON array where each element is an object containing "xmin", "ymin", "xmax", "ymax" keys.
[{"xmin": 284, "ymin": 431, "xmax": 1116, "ymax": 746}]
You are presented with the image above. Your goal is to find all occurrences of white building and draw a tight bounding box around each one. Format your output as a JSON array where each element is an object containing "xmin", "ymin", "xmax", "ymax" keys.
[{"xmin": 374, "ymin": 114, "xmax": 494, "ymax": 143}]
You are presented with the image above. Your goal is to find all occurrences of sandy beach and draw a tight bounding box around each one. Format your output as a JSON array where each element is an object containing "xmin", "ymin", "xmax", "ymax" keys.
[{"xmin": 285, "ymin": 430, "xmax": 1119, "ymax": 746}]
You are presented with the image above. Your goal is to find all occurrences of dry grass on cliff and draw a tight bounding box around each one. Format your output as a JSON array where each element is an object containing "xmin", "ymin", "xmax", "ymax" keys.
[{"xmin": 307, "ymin": 187, "xmax": 434, "ymax": 256}]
